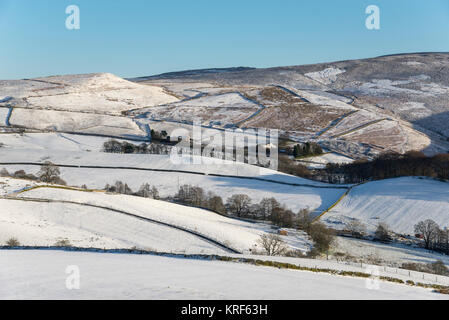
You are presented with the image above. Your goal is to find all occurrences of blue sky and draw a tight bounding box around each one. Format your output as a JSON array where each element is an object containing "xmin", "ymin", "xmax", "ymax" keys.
[{"xmin": 1, "ymin": 0, "xmax": 448, "ymax": 79}]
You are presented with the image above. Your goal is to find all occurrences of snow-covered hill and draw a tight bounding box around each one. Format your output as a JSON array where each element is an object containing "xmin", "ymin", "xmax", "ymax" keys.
[
  {"xmin": 321, "ymin": 177, "xmax": 449, "ymax": 234},
  {"xmin": 0, "ymin": 73, "xmax": 178, "ymax": 115},
  {"xmin": 0, "ymin": 132, "xmax": 347, "ymax": 214},
  {"xmin": 0, "ymin": 177, "xmax": 314, "ymax": 254},
  {"xmin": 1, "ymin": 250, "xmax": 446, "ymax": 299}
]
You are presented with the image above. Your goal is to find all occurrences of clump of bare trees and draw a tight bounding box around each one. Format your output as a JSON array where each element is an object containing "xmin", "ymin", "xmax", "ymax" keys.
[
  {"xmin": 105, "ymin": 181, "xmax": 160, "ymax": 199},
  {"xmin": 103, "ymin": 139, "xmax": 172, "ymax": 155},
  {"xmin": 414, "ymin": 219, "xmax": 449, "ymax": 254},
  {"xmin": 38, "ymin": 162, "xmax": 66, "ymax": 185},
  {"xmin": 135, "ymin": 183, "xmax": 160, "ymax": 199},
  {"xmin": 257, "ymin": 234, "xmax": 289, "ymax": 256},
  {"xmin": 224, "ymin": 195, "xmax": 295, "ymax": 227},
  {"xmin": 345, "ymin": 220, "xmax": 367, "ymax": 238},
  {"xmin": 323, "ymin": 152, "xmax": 449, "ymax": 184},
  {"xmin": 175, "ymin": 185, "xmax": 226, "ymax": 214},
  {"xmin": 226, "ymin": 194, "xmax": 252, "ymax": 217},
  {"xmin": 374, "ymin": 223, "xmax": 392, "ymax": 243},
  {"xmin": 5, "ymin": 237, "xmax": 20, "ymax": 247},
  {"xmin": 0, "ymin": 162, "xmax": 66, "ymax": 185},
  {"xmin": 307, "ymin": 222, "xmax": 335, "ymax": 257}
]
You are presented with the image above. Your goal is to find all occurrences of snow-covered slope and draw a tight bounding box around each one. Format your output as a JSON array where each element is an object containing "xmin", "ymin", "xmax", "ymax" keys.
[
  {"xmin": 322, "ymin": 177, "xmax": 449, "ymax": 234},
  {"xmin": 9, "ymin": 109, "xmax": 144, "ymax": 138},
  {"xmin": 0, "ymin": 178, "xmax": 314, "ymax": 254},
  {"xmin": 0, "ymin": 198, "xmax": 226, "ymax": 253},
  {"xmin": 0, "ymin": 73, "xmax": 179, "ymax": 115},
  {"xmin": 0, "ymin": 132, "xmax": 348, "ymax": 214},
  {"xmin": 19, "ymin": 187, "xmax": 268, "ymax": 253},
  {"xmin": 1, "ymin": 250, "xmax": 446, "ymax": 299}
]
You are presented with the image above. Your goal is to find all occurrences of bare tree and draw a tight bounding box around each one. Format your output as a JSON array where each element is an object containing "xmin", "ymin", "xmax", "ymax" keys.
[
  {"xmin": 103, "ymin": 139, "xmax": 122, "ymax": 153},
  {"xmin": 374, "ymin": 223, "xmax": 391, "ymax": 242},
  {"xmin": 151, "ymin": 186, "xmax": 160, "ymax": 200},
  {"xmin": 137, "ymin": 183, "xmax": 152, "ymax": 198},
  {"xmin": 415, "ymin": 219, "xmax": 439, "ymax": 249},
  {"xmin": 309, "ymin": 222, "xmax": 335, "ymax": 256},
  {"xmin": 296, "ymin": 208, "xmax": 312, "ymax": 232},
  {"xmin": 257, "ymin": 234, "xmax": 288, "ymax": 256},
  {"xmin": 6, "ymin": 237, "xmax": 20, "ymax": 247},
  {"xmin": 38, "ymin": 161, "xmax": 64, "ymax": 184},
  {"xmin": 271, "ymin": 205, "xmax": 294, "ymax": 228},
  {"xmin": 259, "ymin": 198, "xmax": 280, "ymax": 220},
  {"xmin": 0, "ymin": 168, "xmax": 10, "ymax": 177},
  {"xmin": 345, "ymin": 220, "xmax": 366, "ymax": 238},
  {"xmin": 206, "ymin": 194, "xmax": 226, "ymax": 214},
  {"xmin": 226, "ymin": 194, "xmax": 251, "ymax": 217},
  {"xmin": 114, "ymin": 181, "xmax": 133, "ymax": 195},
  {"xmin": 176, "ymin": 185, "xmax": 205, "ymax": 206}
]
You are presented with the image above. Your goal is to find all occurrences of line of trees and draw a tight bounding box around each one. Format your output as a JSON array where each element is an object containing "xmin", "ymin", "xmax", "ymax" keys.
[
  {"xmin": 103, "ymin": 139, "xmax": 172, "ymax": 155},
  {"xmin": 174, "ymin": 184, "xmax": 297, "ymax": 227},
  {"xmin": 105, "ymin": 181, "xmax": 160, "ymax": 200},
  {"xmin": 291, "ymin": 142, "xmax": 323, "ymax": 158},
  {"xmin": 277, "ymin": 151, "xmax": 449, "ymax": 184},
  {"xmin": 0, "ymin": 162, "xmax": 66, "ymax": 185},
  {"xmin": 175, "ymin": 184, "xmax": 335, "ymax": 256},
  {"xmin": 322, "ymin": 152, "xmax": 449, "ymax": 184}
]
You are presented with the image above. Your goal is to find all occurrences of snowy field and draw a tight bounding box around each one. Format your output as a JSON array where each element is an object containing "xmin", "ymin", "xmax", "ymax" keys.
[
  {"xmin": 305, "ymin": 67, "xmax": 346, "ymax": 85},
  {"xmin": 0, "ymin": 132, "xmax": 126, "ymax": 152},
  {"xmin": 9, "ymin": 109, "xmax": 145, "ymax": 138},
  {"xmin": 170, "ymin": 92, "xmax": 260, "ymax": 109},
  {"xmin": 134, "ymin": 104, "xmax": 259, "ymax": 126},
  {"xmin": 0, "ymin": 132, "xmax": 347, "ymax": 213},
  {"xmin": 0, "ymin": 197, "xmax": 228, "ymax": 254},
  {"xmin": 295, "ymin": 152, "xmax": 354, "ymax": 169},
  {"xmin": 19, "ymin": 187, "xmax": 271, "ymax": 253},
  {"xmin": 1, "ymin": 250, "xmax": 446, "ymax": 300},
  {"xmin": 0, "ymin": 73, "xmax": 178, "ymax": 115},
  {"xmin": 1, "ymin": 164, "xmax": 344, "ymax": 214},
  {"xmin": 322, "ymin": 177, "xmax": 449, "ymax": 234},
  {"xmin": 334, "ymin": 236, "xmax": 449, "ymax": 268},
  {"xmin": 0, "ymin": 132, "xmax": 337, "ymax": 186},
  {"xmin": 0, "ymin": 107, "xmax": 9, "ymax": 126},
  {"xmin": 0, "ymin": 177, "xmax": 315, "ymax": 254}
]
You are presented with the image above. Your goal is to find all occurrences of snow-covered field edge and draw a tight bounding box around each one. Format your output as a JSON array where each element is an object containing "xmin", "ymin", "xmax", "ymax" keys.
[{"xmin": 2, "ymin": 246, "xmax": 449, "ymax": 289}]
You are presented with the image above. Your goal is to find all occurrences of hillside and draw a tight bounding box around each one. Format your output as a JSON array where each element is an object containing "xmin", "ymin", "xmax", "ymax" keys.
[
  {"xmin": 0, "ymin": 132, "xmax": 347, "ymax": 214},
  {"xmin": 2, "ymin": 250, "xmax": 447, "ymax": 299},
  {"xmin": 321, "ymin": 177, "xmax": 449, "ymax": 235},
  {"xmin": 0, "ymin": 177, "xmax": 315, "ymax": 254},
  {"xmin": 133, "ymin": 53, "xmax": 449, "ymax": 158},
  {"xmin": 2, "ymin": 53, "xmax": 449, "ymax": 162}
]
